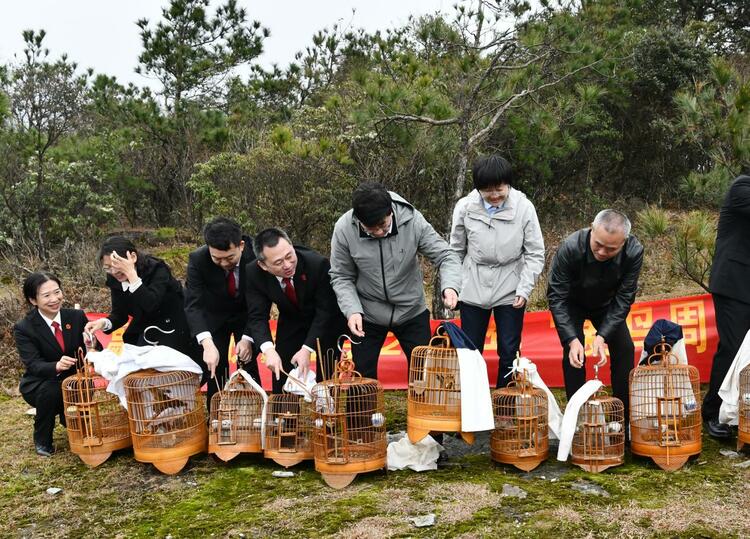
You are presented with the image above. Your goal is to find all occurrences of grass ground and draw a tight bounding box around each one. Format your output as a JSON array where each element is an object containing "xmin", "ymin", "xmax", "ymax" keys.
[{"xmin": 2, "ymin": 390, "xmax": 749, "ymax": 539}]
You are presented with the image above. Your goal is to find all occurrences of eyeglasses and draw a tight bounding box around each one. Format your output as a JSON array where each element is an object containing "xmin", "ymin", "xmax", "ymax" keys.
[
  {"xmin": 362, "ymin": 215, "xmax": 393, "ymax": 235},
  {"xmin": 479, "ymin": 187, "xmax": 507, "ymax": 196}
]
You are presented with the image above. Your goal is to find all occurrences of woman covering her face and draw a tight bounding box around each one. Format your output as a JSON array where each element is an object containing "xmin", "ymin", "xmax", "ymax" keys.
[
  {"xmin": 84, "ymin": 236, "xmax": 201, "ymax": 367},
  {"xmin": 14, "ymin": 272, "xmax": 89, "ymax": 456}
]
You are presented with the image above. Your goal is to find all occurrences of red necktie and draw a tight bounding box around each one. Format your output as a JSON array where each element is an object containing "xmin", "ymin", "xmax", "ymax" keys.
[
  {"xmin": 227, "ymin": 269, "xmax": 236, "ymax": 298},
  {"xmin": 51, "ymin": 321, "xmax": 65, "ymax": 351},
  {"xmin": 282, "ymin": 277, "xmax": 298, "ymax": 307}
]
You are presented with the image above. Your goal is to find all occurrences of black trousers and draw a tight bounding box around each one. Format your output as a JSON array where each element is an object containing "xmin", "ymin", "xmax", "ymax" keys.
[
  {"xmin": 351, "ymin": 309, "xmax": 432, "ymax": 380},
  {"xmin": 459, "ymin": 302, "xmax": 525, "ymax": 388},
  {"xmin": 22, "ymin": 380, "xmax": 65, "ymax": 448},
  {"xmin": 205, "ymin": 321, "xmax": 261, "ymax": 413},
  {"xmin": 561, "ymin": 309, "xmax": 634, "ymax": 420},
  {"xmin": 703, "ymin": 293, "xmax": 750, "ymax": 421}
]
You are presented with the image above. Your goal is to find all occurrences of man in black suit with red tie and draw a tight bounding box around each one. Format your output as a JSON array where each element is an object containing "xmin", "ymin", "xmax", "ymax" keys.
[
  {"xmin": 245, "ymin": 228, "xmax": 347, "ymax": 393},
  {"xmin": 184, "ymin": 217, "xmax": 260, "ymax": 408},
  {"xmin": 703, "ymin": 175, "xmax": 750, "ymax": 438}
]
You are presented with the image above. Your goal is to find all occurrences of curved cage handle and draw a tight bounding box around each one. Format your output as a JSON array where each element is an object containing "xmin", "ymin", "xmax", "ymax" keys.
[
  {"xmin": 426, "ymin": 325, "xmax": 452, "ymax": 349},
  {"xmin": 335, "ymin": 334, "xmax": 363, "ymax": 383},
  {"xmin": 645, "ymin": 338, "xmax": 679, "ymax": 367},
  {"xmin": 143, "ymin": 325, "xmax": 175, "ymax": 346}
]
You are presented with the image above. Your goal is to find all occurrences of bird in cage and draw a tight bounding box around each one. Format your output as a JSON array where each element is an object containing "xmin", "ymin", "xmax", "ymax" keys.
[
  {"xmin": 62, "ymin": 345, "xmax": 131, "ymax": 467},
  {"xmin": 716, "ymin": 330, "xmax": 750, "ymax": 448},
  {"xmin": 407, "ymin": 323, "xmax": 493, "ymax": 446},
  {"xmin": 491, "ymin": 357, "xmax": 551, "ymax": 471},
  {"xmin": 629, "ymin": 338, "xmax": 701, "ymax": 471},
  {"xmin": 558, "ymin": 364, "xmax": 624, "ymax": 472},
  {"xmin": 312, "ymin": 335, "xmax": 387, "ymax": 489}
]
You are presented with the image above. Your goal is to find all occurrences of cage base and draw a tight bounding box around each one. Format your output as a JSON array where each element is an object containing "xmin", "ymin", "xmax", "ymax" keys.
[
  {"xmin": 152, "ymin": 457, "xmax": 189, "ymax": 475},
  {"xmin": 321, "ymin": 472, "xmax": 357, "ymax": 489},
  {"xmin": 209, "ymin": 441, "xmax": 263, "ymax": 462},
  {"xmin": 491, "ymin": 450, "xmax": 547, "ymax": 472},
  {"xmin": 738, "ymin": 431, "xmax": 750, "ymax": 452},
  {"xmin": 650, "ymin": 454, "xmax": 689, "ymax": 471},
  {"xmin": 630, "ymin": 438, "xmax": 700, "ymax": 471},
  {"xmin": 70, "ymin": 436, "xmax": 132, "ymax": 467},
  {"xmin": 571, "ymin": 455, "xmax": 623, "ymax": 473},
  {"xmin": 407, "ymin": 425, "xmax": 474, "ymax": 445},
  {"xmin": 264, "ymin": 450, "xmax": 314, "ymax": 468}
]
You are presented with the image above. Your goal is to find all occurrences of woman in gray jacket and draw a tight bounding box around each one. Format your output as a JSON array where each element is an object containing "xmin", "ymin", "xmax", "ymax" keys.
[{"xmin": 450, "ymin": 154, "xmax": 545, "ymax": 387}]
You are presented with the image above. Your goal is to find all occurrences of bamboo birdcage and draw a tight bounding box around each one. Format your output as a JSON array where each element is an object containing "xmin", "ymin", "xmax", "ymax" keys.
[
  {"xmin": 571, "ymin": 366, "xmax": 625, "ymax": 473},
  {"xmin": 208, "ymin": 370, "xmax": 265, "ymax": 461},
  {"xmin": 311, "ymin": 337, "xmax": 387, "ymax": 489},
  {"xmin": 629, "ymin": 339, "xmax": 701, "ymax": 471},
  {"xmin": 407, "ymin": 329, "xmax": 474, "ymax": 445},
  {"xmin": 124, "ymin": 369, "xmax": 207, "ymax": 474},
  {"xmin": 490, "ymin": 368, "xmax": 549, "ymax": 471},
  {"xmin": 62, "ymin": 347, "xmax": 131, "ymax": 467},
  {"xmin": 737, "ymin": 365, "xmax": 750, "ymax": 451},
  {"xmin": 264, "ymin": 393, "xmax": 315, "ymax": 467}
]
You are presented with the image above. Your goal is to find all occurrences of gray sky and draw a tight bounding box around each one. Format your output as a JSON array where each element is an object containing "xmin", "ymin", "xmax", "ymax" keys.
[{"xmin": 0, "ymin": 1, "xmax": 449, "ymax": 90}]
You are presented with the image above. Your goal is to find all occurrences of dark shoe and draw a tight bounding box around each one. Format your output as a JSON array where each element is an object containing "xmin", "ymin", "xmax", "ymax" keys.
[
  {"xmin": 35, "ymin": 444, "xmax": 54, "ymax": 457},
  {"xmin": 705, "ymin": 418, "xmax": 732, "ymax": 439}
]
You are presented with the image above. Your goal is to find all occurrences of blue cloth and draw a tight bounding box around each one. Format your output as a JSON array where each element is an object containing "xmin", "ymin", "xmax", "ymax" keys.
[
  {"xmin": 442, "ymin": 321, "xmax": 477, "ymax": 350},
  {"xmin": 639, "ymin": 318, "xmax": 684, "ymax": 365}
]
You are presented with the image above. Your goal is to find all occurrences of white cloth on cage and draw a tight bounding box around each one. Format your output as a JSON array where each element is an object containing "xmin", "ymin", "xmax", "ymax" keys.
[
  {"xmin": 508, "ymin": 356, "xmax": 563, "ymax": 440},
  {"xmin": 719, "ymin": 330, "xmax": 750, "ymax": 425},
  {"xmin": 454, "ymin": 345, "xmax": 495, "ymax": 432},
  {"xmin": 638, "ymin": 338, "xmax": 688, "ymax": 365},
  {"xmin": 386, "ymin": 433, "xmax": 443, "ymax": 471},
  {"xmin": 282, "ymin": 367, "xmax": 317, "ymax": 402},
  {"xmin": 556, "ymin": 379, "xmax": 603, "ymax": 461},
  {"xmin": 630, "ymin": 338, "xmax": 698, "ymax": 421},
  {"xmin": 87, "ymin": 343, "xmax": 203, "ymax": 408},
  {"xmin": 226, "ymin": 368, "xmax": 269, "ymax": 448}
]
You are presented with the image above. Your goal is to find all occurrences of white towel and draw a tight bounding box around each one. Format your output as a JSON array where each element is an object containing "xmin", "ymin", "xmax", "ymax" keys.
[
  {"xmin": 509, "ymin": 356, "xmax": 563, "ymax": 440},
  {"xmin": 226, "ymin": 368, "xmax": 269, "ymax": 449},
  {"xmin": 719, "ymin": 330, "xmax": 750, "ymax": 425},
  {"xmin": 556, "ymin": 379, "xmax": 603, "ymax": 461},
  {"xmin": 282, "ymin": 367, "xmax": 317, "ymax": 402},
  {"xmin": 638, "ymin": 338, "xmax": 688, "ymax": 365},
  {"xmin": 87, "ymin": 344, "xmax": 203, "ymax": 408},
  {"xmin": 387, "ymin": 434, "xmax": 443, "ymax": 471},
  {"xmin": 455, "ymin": 346, "xmax": 495, "ymax": 432}
]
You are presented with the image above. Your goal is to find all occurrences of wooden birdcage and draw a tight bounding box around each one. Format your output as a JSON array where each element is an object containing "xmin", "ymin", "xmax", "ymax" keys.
[
  {"xmin": 208, "ymin": 370, "xmax": 265, "ymax": 461},
  {"xmin": 407, "ymin": 330, "xmax": 474, "ymax": 445},
  {"xmin": 737, "ymin": 365, "xmax": 750, "ymax": 451},
  {"xmin": 490, "ymin": 369, "xmax": 548, "ymax": 471},
  {"xmin": 62, "ymin": 348, "xmax": 131, "ymax": 467},
  {"xmin": 571, "ymin": 367, "xmax": 625, "ymax": 472},
  {"xmin": 264, "ymin": 393, "xmax": 315, "ymax": 467},
  {"xmin": 124, "ymin": 369, "xmax": 207, "ymax": 474},
  {"xmin": 312, "ymin": 338, "xmax": 387, "ymax": 489},
  {"xmin": 629, "ymin": 339, "xmax": 701, "ymax": 471}
]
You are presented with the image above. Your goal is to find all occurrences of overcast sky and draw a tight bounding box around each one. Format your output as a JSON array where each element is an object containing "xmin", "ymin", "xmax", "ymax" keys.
[{"xmin": 0, "ymin": 0, "xmax": 449, "ymax": 90}]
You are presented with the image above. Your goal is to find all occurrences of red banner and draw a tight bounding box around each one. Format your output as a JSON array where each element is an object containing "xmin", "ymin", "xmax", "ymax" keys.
[{"xmin": 89, "ymin": 294, "xmax": 717, "ymax": 391}]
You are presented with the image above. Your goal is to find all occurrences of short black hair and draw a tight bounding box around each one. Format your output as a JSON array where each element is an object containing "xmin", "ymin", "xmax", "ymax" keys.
[
  {"xmin": 472, "ymin": 154, "xmax": 513, "ymax": 190},
  {"xmin": 99, "ymin": 235, "xmax": 152, "ymax": 275},
  {"xmin": 22, "ymin": 272, "xmax": 61, "ymax": 305},
  {"xmin": 352, "ymin": 182, "xmax": 393, "ymax": 227},
  {"xmin": 204, "ymin": 217, "xmax": 242, "ymax": 250},
  {"xmin": 253, "ymin": 228, "xmax": 292, "ymax": 261}
]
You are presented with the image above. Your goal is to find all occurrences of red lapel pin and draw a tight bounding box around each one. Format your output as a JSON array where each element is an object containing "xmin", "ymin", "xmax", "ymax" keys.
[{"xmin": 65, "ymin": 323, "xmax": 72, "ymax": 330}]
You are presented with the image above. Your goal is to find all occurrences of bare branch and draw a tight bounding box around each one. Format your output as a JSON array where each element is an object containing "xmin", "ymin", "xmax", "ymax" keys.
[{"xmin": 377, "ymin": 113, "xmax": 459, "ymax": 127}]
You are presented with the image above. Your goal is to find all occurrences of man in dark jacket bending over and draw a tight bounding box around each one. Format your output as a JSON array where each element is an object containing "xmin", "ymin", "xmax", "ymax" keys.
[{"xmin": 547, "ymin": 209, "xmax": 644, "ymax": 419}]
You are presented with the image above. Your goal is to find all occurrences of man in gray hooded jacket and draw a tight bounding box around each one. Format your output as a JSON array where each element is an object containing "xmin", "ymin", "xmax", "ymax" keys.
[{"xmin": 330, "ymin": 182, "xmax": 462, "ymax": 379}]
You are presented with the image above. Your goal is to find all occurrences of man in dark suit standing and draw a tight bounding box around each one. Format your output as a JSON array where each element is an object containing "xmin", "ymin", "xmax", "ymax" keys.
[
  {"xmin": 703, "ymin": 175, "xmax": 750, "ymax": 438},
  {"xmin": 185, "ymin": 217, "xmax": 260, "ymax": 408},
  {"xmin": 246, "ymin": 228, "xmax": 347, "ymax": 393}
]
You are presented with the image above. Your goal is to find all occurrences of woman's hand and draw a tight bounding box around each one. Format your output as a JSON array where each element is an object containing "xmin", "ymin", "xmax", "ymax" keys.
[{"xmin": 109, "ymin": 250, "xmax": 139, "ymax": 283}]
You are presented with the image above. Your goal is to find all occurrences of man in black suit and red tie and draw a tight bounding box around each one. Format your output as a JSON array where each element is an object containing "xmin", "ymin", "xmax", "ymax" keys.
[
  {"xmin": 184, "ymin": 217, "xmax": 260, "ymax": 408},
  {"xmin": 703, "ymin": 175, "xmax": 750, "ymax": 438},
  {"xmin": 245, "ymin": 228, "xmax": 347, "ymax": 393}
]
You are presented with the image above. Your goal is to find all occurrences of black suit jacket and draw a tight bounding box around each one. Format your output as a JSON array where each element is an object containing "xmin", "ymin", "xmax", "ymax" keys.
[
  {"xmin": 710, "ymin": 175, "xmax": 750, "ymax": 305},
  {"xmin": 245, "ymin": 245, "xmax": 347, "ymax": 359},
  {"xmin": 105, "ymin": 258, "xmax": 193, "ymax": 353},
  {"xmin": 185, "ymin": 235, "xmax": 255, "ymax": 337},
  {"xmin": 15, "ymin": 308, "xmax": 87, "ymax": 396}
]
